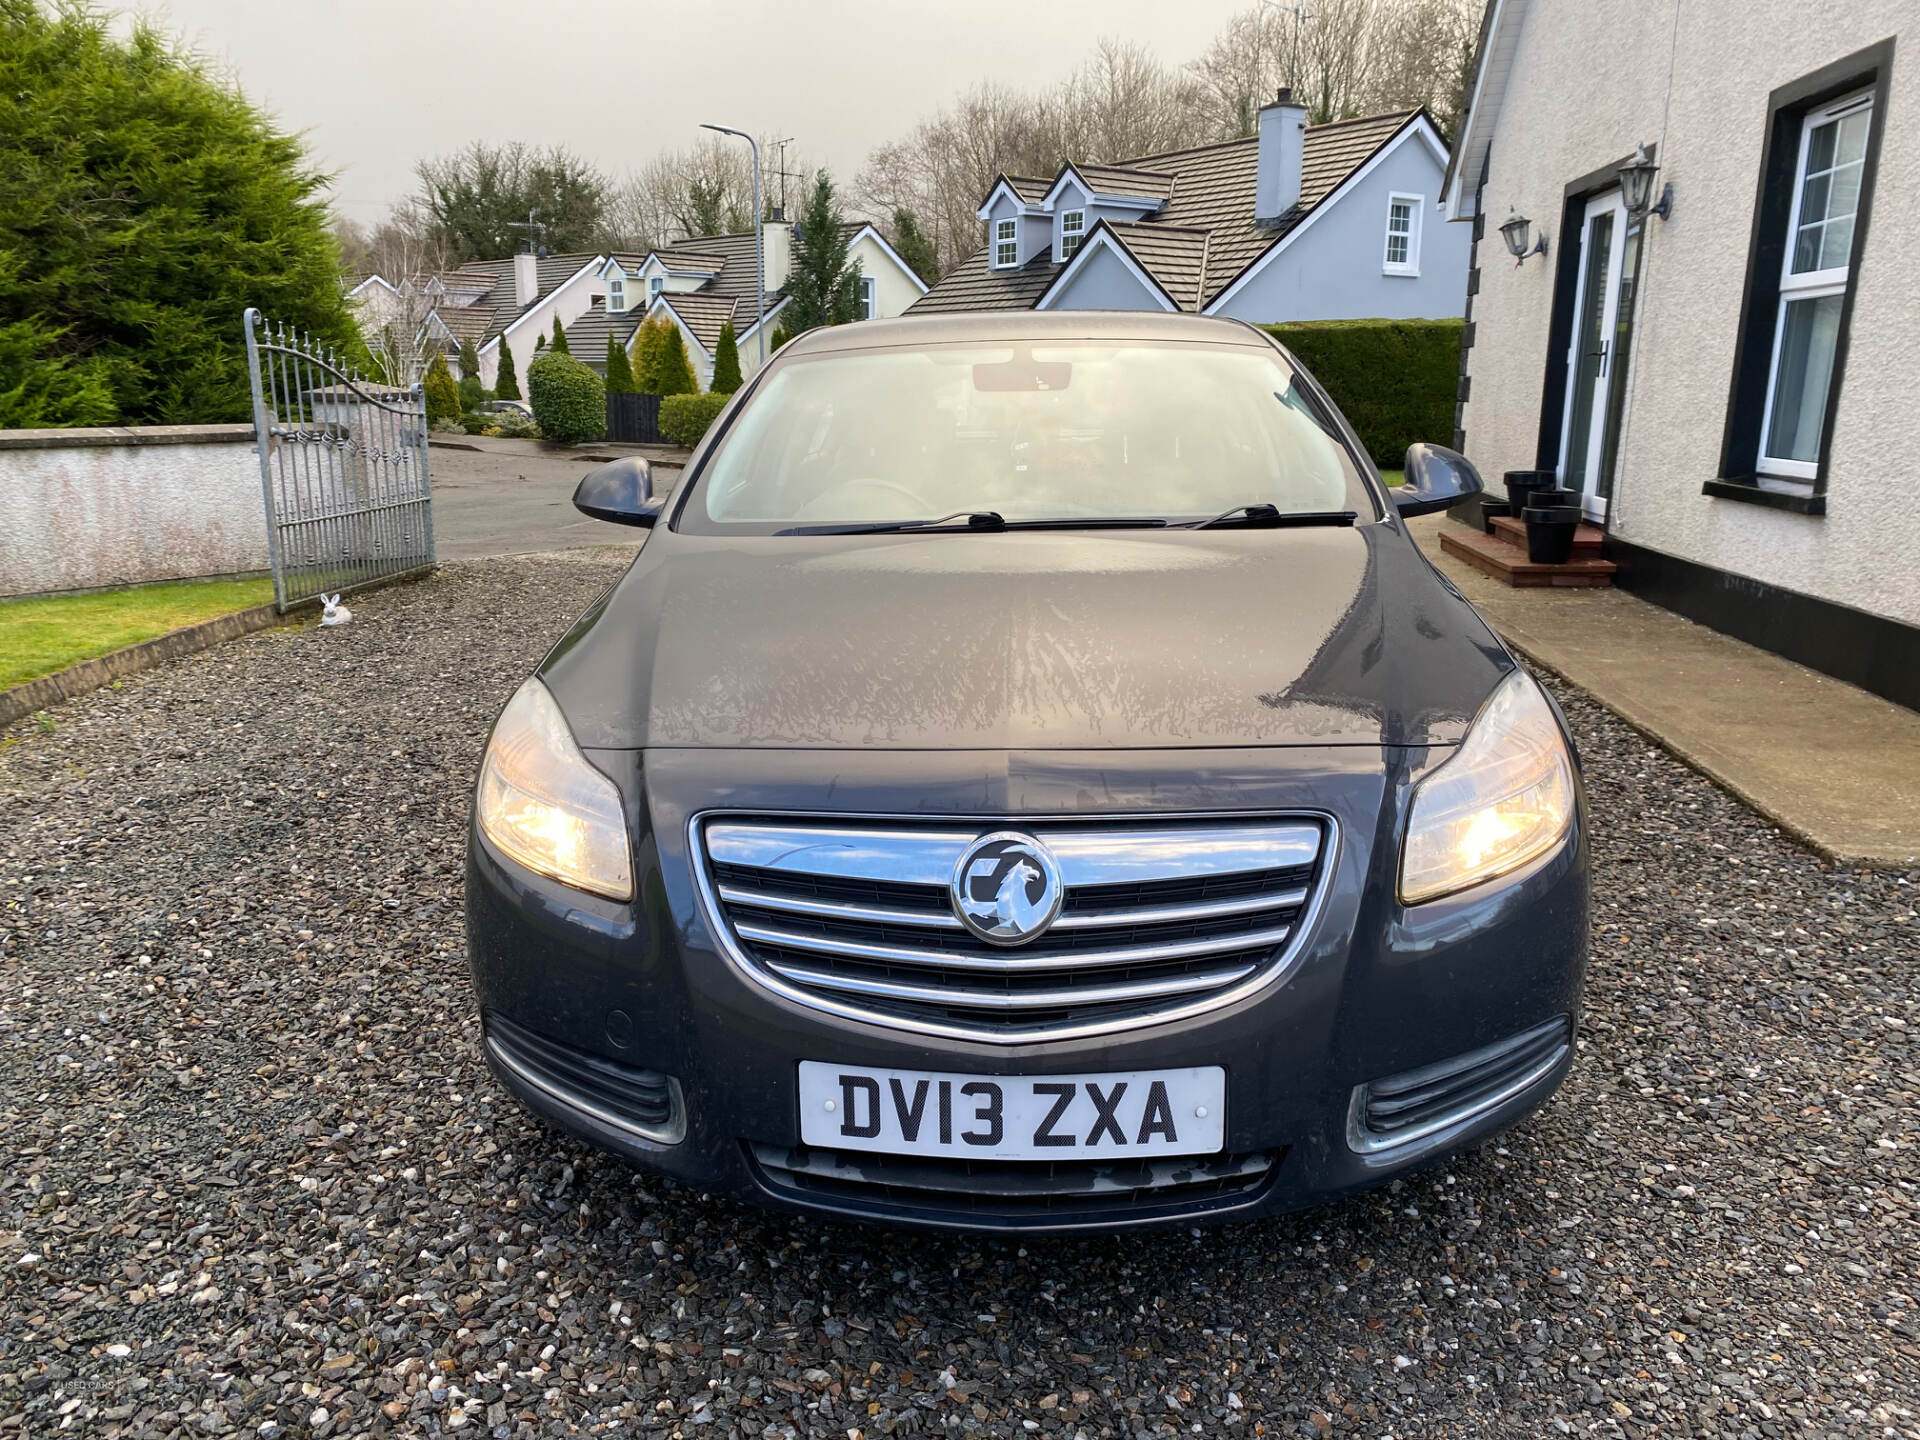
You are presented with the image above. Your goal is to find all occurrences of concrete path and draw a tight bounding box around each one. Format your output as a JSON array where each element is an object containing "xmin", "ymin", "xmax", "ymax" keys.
[
  {"xmin": 426, "ymin": 440, "xmax": 681, "ymax": 561},
  {"xmin": 1412, "ymin": 513, "xmax": 1920, "ymax": 868}
]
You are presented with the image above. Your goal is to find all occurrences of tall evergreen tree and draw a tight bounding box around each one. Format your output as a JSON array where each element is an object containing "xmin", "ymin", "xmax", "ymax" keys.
[
  {"xmin": 422, "ymin": 352, "xmax": 459, "ymax": 424},
  {"xmin": 769, "ymin": 323, "xmax": 791, "ymax": 353},
  {"xmin": 494, "ymin": 335, "xmax": 520, "ymax": 399},
  {"xmin": 457, "ymin": 338, "xmax": 480, "ymax": 381},
  {"xmin": 604, "ymin": 334, "xmax": 635, "ymax": 392},
  {"xmin": 710, "ymin": 320, "xmax": 742, "ymax": 394},
  {"xmin": 655, "ymin": 325, "xmax": 696, "ymax": 396},
  {"xmin": 549, "ymin": 316, "xmax": 570, "ymax": 354},
  {"xmin": 631, "ymin": 316, "xmax": 668, "ymax": 392},
  {"xmin": 1, "ymin": 2, "xmax": 360, "ymax": 426},
  {"xmin": 783, "ymin": 173, "xmax": 863, "ymax": 334},
  {"xmin": 890, "ymin": 208, "xmax": 941, "ymax": 286}
]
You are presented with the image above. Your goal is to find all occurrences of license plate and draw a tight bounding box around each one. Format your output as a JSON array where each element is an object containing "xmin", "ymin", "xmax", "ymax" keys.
[{"xmin": 797, "ymin": 1061, "xmax": 1225, "ymax": 1161}]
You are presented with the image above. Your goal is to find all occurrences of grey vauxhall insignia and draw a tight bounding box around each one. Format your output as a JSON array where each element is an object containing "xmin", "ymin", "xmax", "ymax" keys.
[{"xmin": 464, "ymin": 312, "xmax": 1589, "ymax": 1232}]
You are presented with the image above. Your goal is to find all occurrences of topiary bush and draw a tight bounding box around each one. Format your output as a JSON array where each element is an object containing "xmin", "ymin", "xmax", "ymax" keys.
[
  {"xmin": 659, "ymin": 392, "xmax": 729, "ymax": 448},
  {"xmin": 1261, "ymin": 319, "xmax": 1463, "ymax": 466},
  {"xmin": 526, "ymin": 351, "xmax": 604, "ymax": 444},
  {"xmin": 710, "ymin": 320, "xmax": 742, "ymax": 394},
  {"xmin": 423, "ymin": 352, "xmax": 460, "ymax": 426},
  {"xmin": 458, "ymin": 372, "xmax": 486, "ymax": 412},
  {"xmin": 494, "ymin": 336, "xmax": 520, "ymax": 399},
  {"xmin": 655, "ymin": 325, "xmax": 696, "ymax": 396}
]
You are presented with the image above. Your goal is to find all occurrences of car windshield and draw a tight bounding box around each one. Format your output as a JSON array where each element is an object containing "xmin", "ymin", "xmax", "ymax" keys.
[{"xmin": 680, "ymin": 340, "xmax": 1376, "ymax": 532}]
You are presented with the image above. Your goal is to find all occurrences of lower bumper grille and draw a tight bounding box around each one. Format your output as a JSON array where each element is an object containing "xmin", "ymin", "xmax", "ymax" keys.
[
  {"xmin": 484, "ymin": 1011, "xmax": 685, "ymax": 1145},
  {"xmin": 1348, "ymin": 1015, "xmax": 1571, "ymax": 1153},
  {"xmin": 692, "ymin": 814, "xmax": 1330, "ymax": 1043},
  {"xmin": 747, "ymin": 1142, "xmax": 1278, "ymax": 1223}
]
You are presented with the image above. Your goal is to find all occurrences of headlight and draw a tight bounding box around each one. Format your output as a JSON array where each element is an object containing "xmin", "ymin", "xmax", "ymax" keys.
[
  {"xmin": 1399, "ymin": 669, "xmax": 1575, "ymax": 904},
  {"xmin": 476, "ymin": 678, "xmax": 633, "ymax": 900}
]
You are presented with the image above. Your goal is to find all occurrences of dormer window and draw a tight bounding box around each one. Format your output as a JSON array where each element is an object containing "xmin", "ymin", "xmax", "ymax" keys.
[
  {"xmin": 993, "ymin": 218, "xmax": 1018, "ymax": 268},
  {"xmin": 609, "ymin": 276, "xmax": 626, "ymax": 313},
  {"xmin": 1060, "ymin": 210, "xmax": 1086, "ymax": 261},
  {"xmin": 650, "ymin": 275, "xmax": 664, "ymax": 299}
]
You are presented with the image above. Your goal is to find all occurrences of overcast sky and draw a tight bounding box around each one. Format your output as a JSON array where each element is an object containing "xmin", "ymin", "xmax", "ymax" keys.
[{"xmin": 132, "ymin": 0, "xmax": 1256, "ymax": 223}]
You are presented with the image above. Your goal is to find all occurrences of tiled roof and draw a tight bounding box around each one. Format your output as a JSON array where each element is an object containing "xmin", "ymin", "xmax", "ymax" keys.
[
  {"xmin": 1065, "ymin": 163, "xmax": 1177, "ymax": 202},
  {"xmin": 431, "ymin": 304, "xmax": 496, "ymax": 344},
  {"xmin": 563, "ymin": 304, "xmax": 646, "ymax": 365},
  {"xmin": 650, "ymin": 246, "xmax": 725, "ymax": 272},
  {"xmin": 999, "ymin": 174, "xmax": 1053, "ymax": 203},
  {"xmin": 654, "ymin": 291, "xmax": 741, "ymax": 353},
  {"xmin": 906, "ymin": 244, "xmax": 1060, "ymax": 314},
  {"xmin": 910, "ymin": 109, "xmax": 1424, "ymax": 315}
]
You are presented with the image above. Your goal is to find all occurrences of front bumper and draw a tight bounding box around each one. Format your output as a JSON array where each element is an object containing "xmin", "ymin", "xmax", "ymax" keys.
[{"xmin": 465, "ymin": 743, "xmax": 1588, "ymax": 1232}]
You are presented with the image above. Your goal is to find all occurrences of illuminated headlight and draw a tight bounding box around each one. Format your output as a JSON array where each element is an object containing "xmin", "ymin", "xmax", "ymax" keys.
[
  {"xmin": 1399, "ymin": 669, "xmax": 1575, "ymax": 904},
  {"xmin": 476, "ymin": 678, "xmax": 633, "ymax": 900}
]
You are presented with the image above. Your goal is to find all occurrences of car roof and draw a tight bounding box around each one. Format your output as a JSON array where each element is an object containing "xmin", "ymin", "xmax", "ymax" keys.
[{"xmin": 781, "ymin": 310, "xmax": 1271, "ymax": 356}]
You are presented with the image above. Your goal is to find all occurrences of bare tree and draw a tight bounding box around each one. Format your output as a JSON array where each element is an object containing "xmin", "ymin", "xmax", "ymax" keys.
[{"xmin": 1363, "ymin": 0, "xmax": 1483, "ymax": 136}]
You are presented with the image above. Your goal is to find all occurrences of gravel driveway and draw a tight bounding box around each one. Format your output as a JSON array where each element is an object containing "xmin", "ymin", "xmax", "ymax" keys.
[{"xmin": 2, "ymin": 553, "xmax": 1915, "ymax": 1439}]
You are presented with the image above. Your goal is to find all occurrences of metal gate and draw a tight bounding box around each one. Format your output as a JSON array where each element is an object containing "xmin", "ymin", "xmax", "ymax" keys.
[{"xmin": 244, "ymin": 308, "xmax": 435, "ymax": 611}]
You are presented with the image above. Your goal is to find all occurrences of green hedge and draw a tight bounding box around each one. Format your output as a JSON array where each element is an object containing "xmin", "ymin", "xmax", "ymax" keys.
[
  {"xmin": 1262, "ymin": 319, "xmax": 1462, "ymax": 466},
  {"xmin": 659, "ymin": 392, "xmax": 729, "ymax": 448},
  {"xmin": 526, "ymin": 352, "xmax": 605, "ymax": 445}
]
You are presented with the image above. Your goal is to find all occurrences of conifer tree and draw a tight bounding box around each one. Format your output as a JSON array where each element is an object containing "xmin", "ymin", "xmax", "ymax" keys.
[
  {"xmin": 783, "ymin": 172, "xmax": 862, "ymax": 333},
  {"xmin": 631, "ymin": 316, "xmax": 668, "ymax": 392},
  {"xmin": 604, "ymin": 333, "xmax": 635, "ymax": 392},
  {"xmin": 549, "ymin": 315, "xmax": 570, "ymax": 354},
  {"xmin": 769, "ymin": 323, "xmax": 791, "ymax": 353},
  {"xmin": 494, "ymin": 336, "xmax": 520, "ymax": 399},
  {"xmin": 710, "ymin": 320, "xmax": 742, "ymax": 394},
  {"xmin": 655, "ymin": 324, "xmax": 696, "ymax": 396},
  {"xmin": 422, "ymin": 352, "xmax": 459, "ymax": 424},
  {"xmin": 890, "ymin": 208, "xmax": 940, "ymax": 286},
  {"xmin": 457, "ymin": 338, "xmax": 480, "ymax": 382}
]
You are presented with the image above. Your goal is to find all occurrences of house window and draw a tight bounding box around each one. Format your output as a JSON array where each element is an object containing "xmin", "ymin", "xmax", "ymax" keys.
[
  {"xmin": 1718, "ymin": 43, "xmax": 1889, "ymax": 507},
  {"xmin": 1757, "ymin": 91, "xmax": 1873, "ymax": 481},
  {"xmin": 860, "ymin": 275, "xmax": 877, "ymax": 320},
  {"xmin": 649, "ymin": 275, "xmax": 664, "ymax": 299},
  {"xmin": 1384, "ymin": 193, "xmax": 1422, "ymax": 274},
  {"xmin": 994, "ymin": 218, "xmax": 1018, "ymax": 268},
  {"xmin": 1060, "ymin": 210, "xmax": 1086, "ymax": 260},
  {"xmin": 608, "ymin": 276, "xmax": 625, "ymax": 313}
]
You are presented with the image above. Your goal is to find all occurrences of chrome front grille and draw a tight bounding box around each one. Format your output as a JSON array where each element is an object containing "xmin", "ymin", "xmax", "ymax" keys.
[{"xmin": 691, "ymin": 816, "xmax": 1330, "ymax": 1042}]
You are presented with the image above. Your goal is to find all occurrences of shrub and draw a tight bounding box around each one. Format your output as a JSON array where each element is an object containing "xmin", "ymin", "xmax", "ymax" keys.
[
  {"xmin": 655, "ymin": 324, "xmax": 696, "ymax": 396},
  {"xmin": 459, "ymin": 411, "xmax": 490, "ymax": 434},
  {"xmin": 550, "ymin": 316, "xmax": 569, "ymax": 354},
  {"xmin": 630, "ymin": 315, "xmax": 669, "ymax": 392},
  {"xmin": 605, "ymin": 334, "xmax": 635, "ymax": 393},
  {"xmin": 494, "ymin": 336, "xmax": 520, "ymax": 399},
  {"xmin": 526, "ymin": 350, "xmax": 604, "ymax": 444},
  {"xmin": 458, "ymin": 372, "xmax": 486, "ymax": 411},
  {"xmin": 423, "ymin": 352, "xmax": 460, "ymax": 425},
  {"xmin": 457, "ymin": 338, "xmax": 480, "ymax": 380},
  {"xmin": 486, "ymin": 409, "xmax": 539, "ymax": 439},
  {"xmin": 1261, "ymin": 319, "xmax": 1463, "ymax": 466},
  {"xmin": 710, "ymin": 320, "xmax": 742, "ymax": 394},
  {"xmin": 769, "ymin": 323, "xmax": 791, "ymax": 353},
  {"xmin": 659, "ymin": 392, "xmax": 729, "ymax": 448}
]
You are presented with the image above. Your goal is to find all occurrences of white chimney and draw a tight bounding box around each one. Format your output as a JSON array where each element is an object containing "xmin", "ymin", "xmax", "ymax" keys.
[
  {"xmin": 761, "ymin": 219, "xmax": 794, "ymax": 293},
  {"xmin": 513, "ymin": 250, "xmax": 539, "ymax": 309},
  {"xmin": 1256, "ymin": 89, "xmax": 1308, "ymax": 222}
]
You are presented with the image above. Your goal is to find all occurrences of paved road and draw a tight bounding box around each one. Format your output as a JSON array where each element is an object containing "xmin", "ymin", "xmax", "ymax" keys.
[
  {"xmin": 1, "ymin": 553, "xmax": 1914, "ymax": 1439},
  {"xmin": 428, "ymin": 441, "xmax": 677, "ymax": 560}
]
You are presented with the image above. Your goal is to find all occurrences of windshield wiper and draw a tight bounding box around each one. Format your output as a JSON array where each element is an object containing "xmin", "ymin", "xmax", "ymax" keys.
[
  {"xmin": 1184, "ymin": 505, "xmax": 1358, "ymax": 530},
  {"xmin": 776, "ymin": 510, "xmax": 1006, "ymax": 536}
]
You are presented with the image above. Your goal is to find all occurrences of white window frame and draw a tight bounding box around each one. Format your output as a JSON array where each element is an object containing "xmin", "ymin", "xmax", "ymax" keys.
[
  {"xmin": 649, "ymin": 275, "xmax": 664, "ymax": 299},
  {"xmin": 1756, "ymin": 88, "xmax": 1873, "ymax": 483},
  {"xmin": 860, "ymin": 274, "xmax": 877, "ymax": 320},
  {"xmin": 1059, "ymin": 209, "xmax": 1086, "ymax": 261},
  {"xmin": 993, "ymin": 218, "xmax": 1018, "ymax": 269},
  {"xmin": 1383, "ymin": 192, "xmax": 1422, "ymax": 276},
  {"xmin": 608, "ymin": 276, "xmax": 626, "ymax": 313}
]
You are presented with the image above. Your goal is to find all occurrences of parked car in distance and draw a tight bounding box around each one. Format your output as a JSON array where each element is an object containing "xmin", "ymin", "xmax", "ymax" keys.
[
  {"xmin": 465, "ymin": 312, "xmax": 1589, "ymax": 1232},
  {"xmin": 480, "ymin": 399, "xmax": 532, "ymax": 419}
]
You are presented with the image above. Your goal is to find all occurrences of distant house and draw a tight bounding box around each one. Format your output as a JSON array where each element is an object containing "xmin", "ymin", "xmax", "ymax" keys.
[
  {"xmin": 910, "ymin": 93, "xmax": 1466, "ymax": 323},
  {"xmin": 567, "ymin": 221, "xmax": 929, "ymax": 391},
  {"xmin": 347, "ymin": 218, "xmax": 928, "ymax": 395},
  {"xmin": 1444, "ymin": 0, "xmax": 1916, "ymax": 709}
]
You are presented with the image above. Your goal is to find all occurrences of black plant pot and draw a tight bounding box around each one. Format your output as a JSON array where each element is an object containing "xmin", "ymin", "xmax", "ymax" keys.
[
  {"xmin": 1504, "ymin": 470, "xmax": 1556, "ymax": 516},
  {"xmin": 1523, "ymin": 505, "xmax": 1581, "ymax": 564},
  {"xmin": 1528, "ymin": 487, "xmax": 1578, "ymax": 509},
  {"xmin": 1479, "ymin": 498, "xmax": 1512, "ymax": 534}
]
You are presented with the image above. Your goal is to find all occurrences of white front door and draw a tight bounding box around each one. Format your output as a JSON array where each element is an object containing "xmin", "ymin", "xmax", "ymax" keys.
[{"xmin": 1558, "ymin": 190, "xmax": 1630, "ymax": 522}]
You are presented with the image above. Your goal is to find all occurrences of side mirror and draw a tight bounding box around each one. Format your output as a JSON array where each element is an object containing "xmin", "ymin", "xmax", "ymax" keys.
[
  {"xmin": 1394, "ymin": 442, "xmax": 1485, "ymax": 518},
  {"xmin": 573, "ymin": 456, "xmax": 664, "ymax": 528}
]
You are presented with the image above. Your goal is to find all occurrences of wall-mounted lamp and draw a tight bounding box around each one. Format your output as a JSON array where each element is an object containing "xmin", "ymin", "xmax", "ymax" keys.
[
  {"xmin": 1618, "ymin": 143, "xmax": 1674, "ymax": 220},
  {"xmin": 1499, "ymin": 209, "xmax": 1548, "ymax": 265}
]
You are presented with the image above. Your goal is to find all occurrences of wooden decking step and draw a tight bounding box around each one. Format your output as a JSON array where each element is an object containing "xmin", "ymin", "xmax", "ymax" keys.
[
  {"xmin": 1439, "ymin": 524, "xmax": 1616, "ymax": 587},
  {"xmin": 1489, "ymin": 515, "xmax": 1606, "ymax": 555}
]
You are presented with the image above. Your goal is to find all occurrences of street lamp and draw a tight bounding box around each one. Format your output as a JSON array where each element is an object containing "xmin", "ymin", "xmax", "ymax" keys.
[{"xmin": 700, "ymin": 123, "xmax": 764, "ymax": 365}]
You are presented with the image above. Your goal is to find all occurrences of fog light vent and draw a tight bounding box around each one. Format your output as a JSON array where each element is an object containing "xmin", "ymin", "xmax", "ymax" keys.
[
  {"xmin": 1348, "ymin": 1015, "xmax": 1571, "ymax": 1154},
  {"xmin": 484, "ymin": 1010, "xmax": 685, "ymax": 1145}
]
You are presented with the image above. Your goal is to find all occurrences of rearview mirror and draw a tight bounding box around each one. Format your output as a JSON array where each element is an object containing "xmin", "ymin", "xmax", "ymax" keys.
[
  {"xmin": 1394, "ymin": 443, "xmax": 1484, "ymax": 518},
  {"xmin": 573, "ymin": 456, "xmax": 664, "ymax": 528}
]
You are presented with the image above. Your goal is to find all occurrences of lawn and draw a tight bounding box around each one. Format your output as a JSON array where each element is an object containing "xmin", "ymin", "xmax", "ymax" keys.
[
  {"xmin": 0, "ymin": 577, "xmax": 275, "ymax": 690},
  {"xmin": 1380, "ymin": 468, "xmax": 1405, "ymax": 487}
]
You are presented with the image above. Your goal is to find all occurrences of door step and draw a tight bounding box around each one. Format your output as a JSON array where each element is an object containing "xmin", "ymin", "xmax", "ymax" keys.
[
  {"xmin": 1488, "ymin": 515, "xmax": 1607, "ymax": 556},
  {"xmin": 1439, "ymin": 524, "xmax": 1616, "ymax": 587}
]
